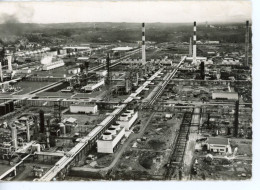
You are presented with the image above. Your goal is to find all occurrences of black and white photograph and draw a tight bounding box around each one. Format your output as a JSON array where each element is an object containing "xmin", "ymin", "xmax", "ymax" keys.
[{"xmin": 0, "ymin": 0, "xmax": 258, "ymax": 187}]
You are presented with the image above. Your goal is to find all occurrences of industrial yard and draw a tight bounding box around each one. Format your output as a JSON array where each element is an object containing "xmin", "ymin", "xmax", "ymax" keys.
[{"xmin": 0, "ymin": 1, "xmax": 254, "ymax": 184}]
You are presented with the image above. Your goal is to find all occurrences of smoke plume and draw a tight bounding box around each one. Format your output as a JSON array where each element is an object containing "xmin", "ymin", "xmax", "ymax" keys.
[{"xmin": 0, "ymin": 4, "xmax": 34, "ymax": 39}]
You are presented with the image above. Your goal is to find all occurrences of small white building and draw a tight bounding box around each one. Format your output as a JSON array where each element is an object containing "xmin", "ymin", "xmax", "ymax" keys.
[
  {"xmin": 212, "ymin": 92, "xmax": 238, "ymax": 100},
  {"xmin": 207, "ymin": 137, "xmax": 230, "ymax": 153},
  {"xmin": 97, "ymin": 124, "xmax": 125, "ymax": 153},
  {"xmin": 81, "ymin": 79, "xmax": 104, "ymax": 92},
  {"xmin": 70, "ymin": 103, "xmax": 98, "ymax": 114}
]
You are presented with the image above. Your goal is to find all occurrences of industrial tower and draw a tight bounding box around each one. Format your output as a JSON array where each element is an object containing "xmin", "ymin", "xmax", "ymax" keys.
[
  {"xmin": 245, "ymin": 20, "xmax": 250, "ymax": 67},
  {"xmin": 193, "ymin": 21, "xmax": 197, "ymax": 63},
  {"xmin": 142, "ymin": 23, "xmax": 146, "ymax": 66}
]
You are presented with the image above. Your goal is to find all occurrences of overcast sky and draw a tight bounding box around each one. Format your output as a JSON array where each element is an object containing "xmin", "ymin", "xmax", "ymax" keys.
[{"xmin": 0, "ymin": 1, "xmax": 252, "ymax": 24}]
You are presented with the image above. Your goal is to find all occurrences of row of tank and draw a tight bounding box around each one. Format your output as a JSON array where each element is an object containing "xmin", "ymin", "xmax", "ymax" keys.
[{"xmin": 0, "ymin": 101, "xmax": 15, "ymax": 116}]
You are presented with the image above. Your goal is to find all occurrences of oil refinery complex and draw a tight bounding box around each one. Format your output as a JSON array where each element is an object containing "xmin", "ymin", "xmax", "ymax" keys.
[{"xmin": 0, "ymin": 21, "xmax": 252, "ymax": 181}]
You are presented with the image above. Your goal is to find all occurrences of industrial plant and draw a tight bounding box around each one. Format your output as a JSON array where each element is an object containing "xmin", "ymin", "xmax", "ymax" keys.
[{"xmin": 0, "ymin": 3, "xmax": 253, "ymax": 182}]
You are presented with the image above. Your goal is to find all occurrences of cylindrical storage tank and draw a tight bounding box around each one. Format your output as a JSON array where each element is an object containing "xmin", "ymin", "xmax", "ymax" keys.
[
  {"xmin": 107, "ymin": 127, "xmax": 116, "ymax": 135},
  {"xmin": 127, "ymin": 109, "xmax": 134, "ymax": 114},
  {"xmin": 59, "ymin": 123, "xmax": 66, "ymax": 135},
  {"xmin": 124, "ymin": 111, "xmax": 132, "ymax": 117},
  {"xmin": 120, "ymin": 114, "xmax": 128, "ymax": 121},
  {"xmin": 112, "ymin": 123, "xmax": 121, "ymax": 131},
  {"xmin": 102, "ymin": 132, "xmax": 112, "ymax": 140},
  {"xmin": 5, "ymin": 103, "xmax": 10, "ymax": 114},
  {"xmin": 9, "ymin": 101, "xmax": 14, "ymax": 112},
  {"xmin": 0, "ymin": 105, "xmax": 6, "ymax": 116}
]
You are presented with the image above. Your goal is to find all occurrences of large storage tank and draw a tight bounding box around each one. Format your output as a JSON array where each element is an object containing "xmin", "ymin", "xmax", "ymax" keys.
[
  {"xmin": 0, "ymin": 105, "xmax": 6, "ymax": 116},
  {"xmin": 9, "ymin": 101, "xmax": 14, "ymax": 112},
  {"xmin": 5, "ymin": 103, "xmax": 10, "ymax": 114}
]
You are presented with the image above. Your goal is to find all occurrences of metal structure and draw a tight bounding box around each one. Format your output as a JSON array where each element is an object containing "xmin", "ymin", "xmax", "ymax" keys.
[
  {"xmin": 106, "ymin": 53, "xmax": 110, "ymax": 86},
  {"xmin": 234, "ymin": 100, "xmax": 239, "ymax": 137},
  {"xmin": 164, "ymin": 111, "xmax": 193, "ymax": 180},
  {"xmin": 143, "ymin": 56, "xmax": 186, "ymax": 108},
  {"xmin": 53, "ymin": 101, "xmax": 62, "ymax": 123}
]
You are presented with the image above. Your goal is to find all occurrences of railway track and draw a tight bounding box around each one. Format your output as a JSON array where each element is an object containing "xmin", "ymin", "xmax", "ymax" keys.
[
  {"xmin": 164, "ymin": 111, "xmax": 193, "ymax": 180},
  {"xmin": 143, "ymin": 56, "xmax": 186, "ymax": 107}
]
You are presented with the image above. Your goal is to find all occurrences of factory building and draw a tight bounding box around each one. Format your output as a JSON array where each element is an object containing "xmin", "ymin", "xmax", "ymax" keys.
[
  {"xmin": 97, "ymin": 110, "xmax": 138, "ymax": 154},
  {"xmin": 70, "ymin": 103, "xmax": 98, "ymax": 114},
  {"xmin": 97, "ymin": 124, "xmax": 125, "ymax": 153},
  {"xmin": 81, "ymin": 79, "xmax": 104, "ymax": 92},
  {"xmin": 42, "ymin": 59, "xmax": 65, "ymax": 71},
  {"xmin": 68, "ymin": 67, "xmax": 80, "ymax": 74},
  {"xmin": 117, "ymin": 110, "xmax": 138, "ymax": 131},
  {"xmin": 207, "ymin": 137, "xmax": 230, "ymax": 153},
  {"xmin": 212, "ymin": 92, "xmax": 239, "ymax": 100}
]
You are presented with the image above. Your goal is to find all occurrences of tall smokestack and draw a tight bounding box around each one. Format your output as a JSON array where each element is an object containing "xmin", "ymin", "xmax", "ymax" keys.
[
  {"xmin": 142, "ymin": 23, "xmax": 146, "ymax": 65},
  {"xmin": 193, "ymin": 21, "xmax": 197, "ymax": 63},
  {"xmin": 11, "ymin": 127, "xmax": 18, "ymax": 149},
  {"xmin": 0, "ymin": 62, "xmax": 3, "ymax": 82},
  {"xmin": 106, "ymin": 53, "xmax": 110, "ymax": 86},
  {"xmin": 189, "ymin": 37, "xmax": 192, "ymax": 56},
  {"xmin": 245, "ymin": 20, "xmax": 249, "ymax": 67}
]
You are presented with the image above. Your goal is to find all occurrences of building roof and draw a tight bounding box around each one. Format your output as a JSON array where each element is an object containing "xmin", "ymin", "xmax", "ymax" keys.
[
  {"xmin": 112, "ymin": 47, "xmax": 133, "ymax": 51},
  {"xmin": 212, "ymin": 92, "xmax": 238, "ymax": 99},
  {"xmin": 64, "ymin": 117, "xmax": 77, "ymax": 123},
  {"xmin": 207, "ymin": 137, "xmax": 229, "ymax": 145}
]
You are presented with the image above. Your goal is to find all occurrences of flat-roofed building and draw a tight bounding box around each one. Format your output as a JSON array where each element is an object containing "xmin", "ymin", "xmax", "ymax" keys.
[
  {"xmin": 97, "ymin": 124, "xmax": 125, "ymax": 153},
  {"xmin": 117, "ymin": 110, "xmax": 138, "ymax": 131},
  {"xmin": 212, "ymin": 92, "xmax": 238, "ymax": 100},
  {"xmin": 70, "ymin": 103, "xmax": 98, "ymax": 114}
]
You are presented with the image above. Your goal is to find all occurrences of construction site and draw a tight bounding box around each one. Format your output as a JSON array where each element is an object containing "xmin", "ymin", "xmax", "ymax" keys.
[{"xmin": 0, "ymin": 19, "xmax": 252, "ymax": 182}]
